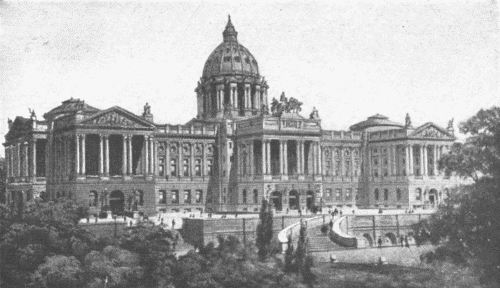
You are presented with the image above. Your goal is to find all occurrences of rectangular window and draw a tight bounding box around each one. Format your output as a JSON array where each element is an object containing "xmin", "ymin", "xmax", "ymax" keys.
[
  {"xmin": 326, "ymin": 188, "xmax": 332, "ymax": 199},
  {"xmin": 335, "ymin": 161, "xmax": 341, "ymax": 176},
  {"xmin": 183, "ymin": 159, "xmax": 189, "ymax": 177},
  {"xmin": 345, "ymin": 188, "xmax": 352, "ymax": 201},
  {"xmin": 184, "ymin": 190, "xmax": 191, "ymax": 204},
  {"xmin": 195, "ymin": 190, "xmax": 202, "ymax": 204},
  {"xmin": 355, "ymin": 189, "xmax": 360, "ymax": 200},
  {"xmin": 172, "ymin": 190, "xmax": 179, "ymax": 204},
  {"xmin": 159, "ymin": 158, "xmax": 165, "ymax": 177},
  {"xmin": 170, "ymin": 159, "xmax": 177, "ymax": 176},
  {"xmin": 207, "ymin": 159, "xmax": 213, "ymax": 176},
  {"xmin": 195, "ymin": 159, "xmax": 201, "ymax": 176},
  {"xmin": 159, "ymin": 190, "xmax": 167, "ymax": 204},
  {"xmin": 335, "ymin": 188, "xmax": 342, "ymax": 201}
]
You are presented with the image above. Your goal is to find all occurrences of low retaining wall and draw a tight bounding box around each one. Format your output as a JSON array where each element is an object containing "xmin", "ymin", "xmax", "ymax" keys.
[
  {"xmin": 80, "ymin": 221, "xmax": 128, "ymax": 238},
  {"xmin": 182, "ymin": 215, "xmax": 314, "ymax": 248},
  {"xmin": 329, "ymin": 216, "xmax": 358, "ymax": 247}
]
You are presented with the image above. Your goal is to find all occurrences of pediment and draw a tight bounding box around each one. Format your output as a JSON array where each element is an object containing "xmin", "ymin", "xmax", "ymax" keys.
[
  {"xmin": 79, "ymin": 107, "xmax": 154, "ymax": 129},
  {"xmin": 409, "ymin": 123, "xmax": 453, "ymax": 139}
]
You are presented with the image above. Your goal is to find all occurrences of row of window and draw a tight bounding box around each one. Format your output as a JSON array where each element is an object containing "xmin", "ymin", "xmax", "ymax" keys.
[
  {"xmin": 374, "ymin": 188, "xmax": 402, "ymax": 201},
  {"xmin": 158, "ymin": 158, "xmax": 213, "ymax": 177},
  {"xmin": 324, "ymin": 188, "xmax": 358, "ymax": 202},
  {"xmin": 240, "ymin": 189, "xmax": 259, "ymax": 204},
  {"xmin": 158, "ymin": 189, "xmax": 203, "ymax": 205}
]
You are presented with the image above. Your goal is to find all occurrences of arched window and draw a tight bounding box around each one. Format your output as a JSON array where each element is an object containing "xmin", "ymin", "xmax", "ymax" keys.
[
  {"xmin": 253, "ymin": 189, "xmax": 259, "ymax": 204},
  {"xmin": 374, "ymin": 189, "xmax": 379, "ymax": 201},
  {"xmin": 242, "ymin": 189, "xmax": 247, "ymax": 204},
  {"xmin": 89, "ymin": 191, "xmax": 98, "ymax": 206},
  {"xmin": 396, "ymin": 188, "xmax": 402, "ymax": 201},
  {"xmin": 383, "ymin": 189, "xmax": 389, "ymax": 201},
  {"xmin": 415, "ymin": 188, "xmax": 422, "ymax": 201}
]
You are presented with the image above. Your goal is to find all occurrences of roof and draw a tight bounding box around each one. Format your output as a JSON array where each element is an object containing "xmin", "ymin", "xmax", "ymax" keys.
[
  {"xmin": 44, "ymin": 98, "xmax": 100, "ymax": 119},
  {"xmin": 202, "ymin": 16, "xmax": 260, "ymax": 79},
  {"xmin": 350, "ymin": 114, "xmax": 404, "ymax": 131}
]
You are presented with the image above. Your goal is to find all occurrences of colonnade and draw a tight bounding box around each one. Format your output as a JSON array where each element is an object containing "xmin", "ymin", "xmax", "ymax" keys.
[
  {"xmin": 74, "ymin": 133, "xmax": 156, "ymax": 177},
  {"xmin": 4, "ymin": 139, "xmax": 39, "ymax": 180},
  {"xmin": 239, "ymin": 139, "xmax": 321, "ymax": 176},
  {"xmin": 367, "ymin": 143, "xmax": 448, "ymax": 177},
  {"xmin": 198, "ymin": 83, "xmax": 268, "ymax": 117}
]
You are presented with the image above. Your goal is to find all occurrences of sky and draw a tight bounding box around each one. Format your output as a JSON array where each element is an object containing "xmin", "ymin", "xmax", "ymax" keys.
[{"xmin": 0, "ymin": 0, "xmax": 499, "ymax": 157}]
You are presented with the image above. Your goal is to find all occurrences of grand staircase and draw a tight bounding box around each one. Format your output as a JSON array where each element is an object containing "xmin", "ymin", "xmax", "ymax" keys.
[{"xmin": 306, "ymin": 225, "xmax": 352, "ymax": 252}]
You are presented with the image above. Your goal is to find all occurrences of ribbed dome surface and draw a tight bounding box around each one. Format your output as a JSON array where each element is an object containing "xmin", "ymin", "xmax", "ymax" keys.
[{"xmin": 202, "ymin": 16, "xmax": 260, "ymax": 78}]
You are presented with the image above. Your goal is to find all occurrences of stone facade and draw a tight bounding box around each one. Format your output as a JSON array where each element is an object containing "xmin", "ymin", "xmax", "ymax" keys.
[{"xmin": 3, "ymin": 17, "xmax": 464, "ymax": 216}]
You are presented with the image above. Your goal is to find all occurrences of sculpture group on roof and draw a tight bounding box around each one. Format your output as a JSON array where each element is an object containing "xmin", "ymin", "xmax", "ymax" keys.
[{"xmin": 270, "ymin": 92, "xmax": 303, "ymax": 116}]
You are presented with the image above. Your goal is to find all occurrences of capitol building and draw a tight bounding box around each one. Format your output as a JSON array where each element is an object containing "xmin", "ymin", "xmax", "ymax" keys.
[{"xmin": 3, "ymin": 17, "xmax": 463, "ymax": 216}]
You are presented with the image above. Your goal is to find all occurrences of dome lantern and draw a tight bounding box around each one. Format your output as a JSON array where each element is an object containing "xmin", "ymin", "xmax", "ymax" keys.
[{"xmin": 223, "ymin": 15, "xmax": 238, "ymax": 43}]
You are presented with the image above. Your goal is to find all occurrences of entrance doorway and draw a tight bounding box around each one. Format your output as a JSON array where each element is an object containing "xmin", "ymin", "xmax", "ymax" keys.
[
  {"xmin": 429, "ymin": 189, "xmax": 438, "ymax": 206},
  {"xmin": 109, "ymin": 190, "xmax": 125, "ymax": 213}
]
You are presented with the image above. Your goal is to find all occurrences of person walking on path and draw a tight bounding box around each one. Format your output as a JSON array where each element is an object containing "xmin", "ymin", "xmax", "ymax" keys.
[
  {"xmin": 378, "ymin": 237, "xmax": 383, "ymax": 249},
  {"xmin": 405, "ymin": 236, "xmax": 410, "ymax": 248},
  {"xmin": 172, "ymin": 219, "xmax": 176, "ymax": 229},
  {"xmin": 329, "ymin": 219, "xmax": 333, "ymax": 231},
  {"xmin": 400, "ymin": 236, "xmax": 404, "ymax": 247}
]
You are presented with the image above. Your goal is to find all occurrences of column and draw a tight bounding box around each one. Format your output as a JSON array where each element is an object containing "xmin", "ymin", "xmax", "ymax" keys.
[
  {"xmin": 81, "ymin": 134, "xmax": 86, "ymax": 175},
  {"xmin": 300, "ymin": 141, "xmax": 305, "ymax": 174},
  {"xmin": 190, "ymin": 143, "xmax": 195, "ymax": 178},
  {"xmin": 423, "ymin": 145, "xmax": 428, "ymax": 176},
  {"xmin": 166, "ymin": 141, "xmax": 170, "ymax": 176},
  {"xmin": 30, "ymin": 140, "xmax": 36, "ymax": 179},
  {"xmin": 279, "ymin": 140, "xmax": 284, "ymax": 175},
  {"xmin": 216, "ymin": 84, "xmax": 224, "ymax": 111},
  {"xmin": 339, "ymin": 146, "xmax": 344, "ymax": 177},
  {"xmin": 351, "ymin": 147, "xmax": 356, "ymax": 176},
  {"xmin": 16, "ymin": 143, "xmax": 20, "ymax": 177},
  {"xmin": 331, "ymin": 146, "xmax": 336, "ymax": 176},
  {"xmin": 153, "ymin": 140, "xmax": 157, "ymax": 175},
  {"xmin": 318, "ymin": 143, "xmax": 322, "ymax": 175},
  {"xmin": 419, "ymin": 145, "xmax": 424, "ymax": 176},
  {"xmin": 127, "ymin": 135, "xmax": 132, "ymax": 175},
  {"xmin": 105, "ymin": 135, "xmax": 109, "ymax": 175},
  {"xmin": 99, "ymin": 135, "xmax": 104, "ymax": 175},
  {"xmin": 392, "ymin": 145, "xmax": 397, "ymax": 176},
  {"xmin": 122, "ymin": 135, "xmax": 127, "ymax": 175},
  {"xmin": 178, "ymin": 142, "xmax": 183, "ymax": 177},
  {"xmin": 432, "ymin": 145, "xmax": 438, "ymax": 176},
  {"xmin": 5, "ymin": 147, "xmax": 9, "ymax": 178},
  {"xmin": 75, "ymin": 135, "xmax": 80, "ymax": 175},
  {"xmin": 405, "ymin": 145, "xmax": 411, "ymax": 176},
  {"xmin": 244, "ymin": 84, "xmax": 251, "ymax": 110},
  {"xmin": 296, "ymin": 141, "xmax": 301, "ymax": 175},
  {"xmin": 144, "ymin": 136, "xmax": 149, "ymax": 175},
  {"xmin": 254, "ymin": 85, "xmax": 261, "ymax": 110},
  {"xmin": 201, "ymin": 142, "xmax": 205, "ymax": 177},
  {"xmin": 266, "ymin": 140, "xmax": 271, "ymax": 175},
  {"xmin": 261, "ymin": 140, "xmax": 266, "ymax": 175},
  {"xmin": 367, "ymin": 147, "xmax": 372, "ymax": 176},
  {"xmin": 283, "ymin": 140, "xmax": 288, "ymax": 175},
  {"xmin": 230, "ymin": 83, "xmax": 236, "ymax": 108},
  {"xmin": 23, "ymin": 142, "xmax": 28, "ymax": 178}
]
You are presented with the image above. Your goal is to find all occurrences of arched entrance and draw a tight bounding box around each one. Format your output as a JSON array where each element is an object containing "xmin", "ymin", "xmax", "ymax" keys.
[
  {"xmin": 270, "ymin": 191, "xmax": 282, "ymax": 211},
  {"xmin": 289, "ymin": 190, "xmax": 300, "ymax": 210},
  {"xmin": 306, "ymin": 190, "xmax": 314, "ymax": 210},
  {"xmin": 428, "ymin": 189, "xmax": 438, "ymax": 206},
  {"xmin": 385, "ymin": 233, "xmax": 397, "ymax": 245},
  {"xmin": 109, "ymin": 190, "xmax": 125, "ymax": 214},
  {"xmin": 362, "ymin": 233, "xmax": 374, "ymax": 247}
]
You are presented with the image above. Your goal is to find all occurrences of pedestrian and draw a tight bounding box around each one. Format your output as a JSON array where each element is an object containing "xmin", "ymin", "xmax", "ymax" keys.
[
  {"xmin": 352, "ymin": 209, "xmax": 355, "ymax": 215},
  {"xmin": 286, "ymin": 208, "xmax": 289, "ymax": 214},
  {"xmin": 378, "ymin": 237, "xmax": 382, "ymax": 249},
  {"xmin": 405, "ymin": 236, "xmax": 410, "ymax": 248},
  {"xmin": 299, "ymin": 209, "xmax": 302, "ymax": 216},
  {"xmin": 235, "ymin": 212, "xmax": 238, "ymax": 218},
  {"xmin": 329, "ymin": 219, "xmax": 333, "ymax": 230},
  {"xmin": 172, "ymin": 219, "xmax": 176, "ymax": 229},
  {"xmin": 400, "ymin": 236, "xmax": 404, "ymax": 247},
  {"xmin": 161, "ymin": 218, "xmax": 164, "ymax": 225},
  {"xmin": 340, "ymin": 211, "xmax": 343, "ymax": 217}
]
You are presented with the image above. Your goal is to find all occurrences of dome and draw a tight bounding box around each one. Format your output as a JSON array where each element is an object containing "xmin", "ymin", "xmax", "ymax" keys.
[
  {"xmin": 202, "ymin": 16, "xmax": 260, "ymax": 79},
  {"xmin": 350, "ymin": 114, "xmax": 404, "ymax": 132}
]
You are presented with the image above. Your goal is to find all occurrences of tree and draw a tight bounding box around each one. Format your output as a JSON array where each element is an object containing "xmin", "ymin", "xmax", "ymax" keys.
[
  {"xmin": 256, "ymin": 199, "xmax": 274, "ymax": 260},
  {"xmin": 30, "ymin": 255, "xmax": 84, "ymax": 288},
  {"xmin": 418, "ymin": 106, "xmax": 500, "ymax": 285}
]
